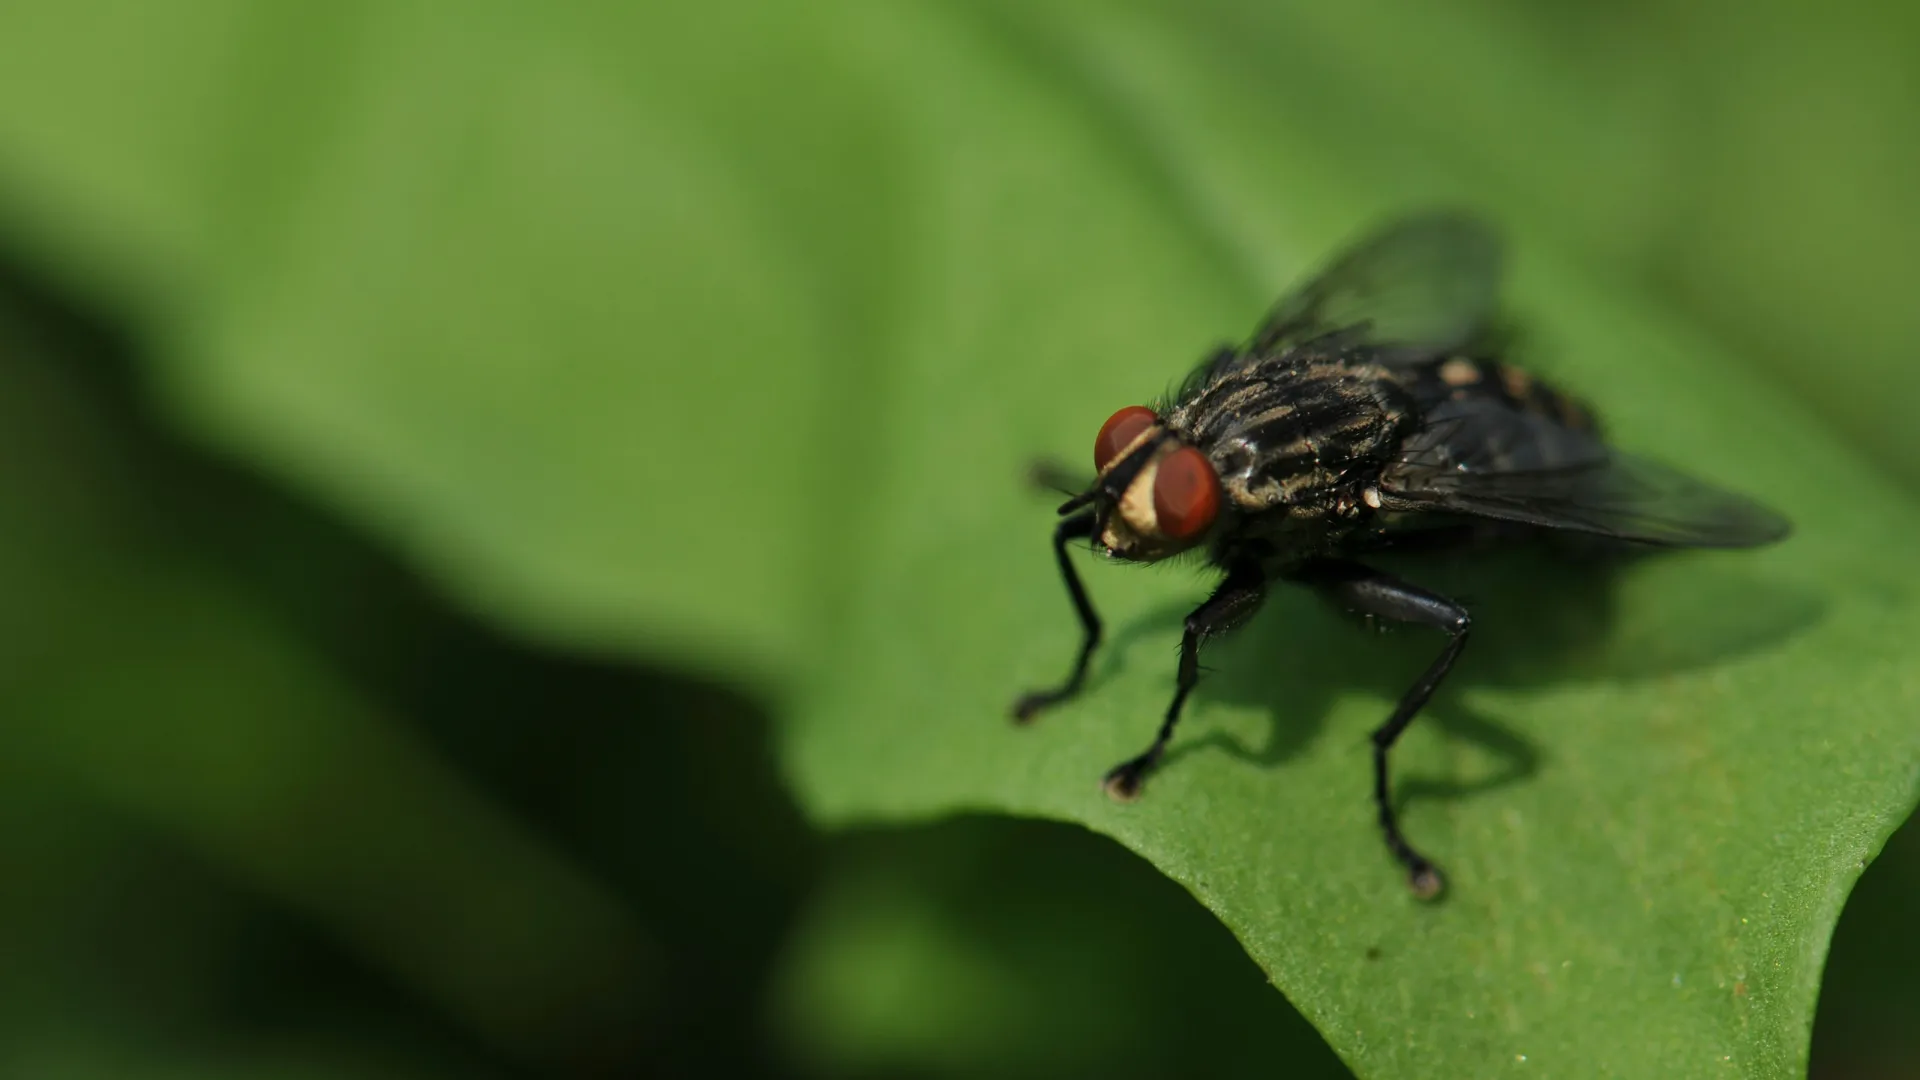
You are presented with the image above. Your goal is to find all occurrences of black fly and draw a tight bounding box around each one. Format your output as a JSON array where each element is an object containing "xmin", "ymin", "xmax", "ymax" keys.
[{"xmin": 1012, "ymin": 211, "xmax": 1789, "ymax": 899}]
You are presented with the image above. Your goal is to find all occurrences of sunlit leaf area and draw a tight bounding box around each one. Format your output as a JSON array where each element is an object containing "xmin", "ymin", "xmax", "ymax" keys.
[{"xmin": 0, "ymin": 3, "xmax": 1916, "ymax": 1078}]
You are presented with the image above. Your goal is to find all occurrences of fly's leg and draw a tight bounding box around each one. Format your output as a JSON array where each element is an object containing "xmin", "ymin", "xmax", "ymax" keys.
[
  {"xmin": 1103, "ymin": 563, "xmax": 1268, "ymax": 800},
  {"xmin": 1297, "ymin": 560, "xmax": 1470, "ymax": 900},
  {"xmin": 1012, "ymin": 512, "xmax": 1101, "ymax": 721}
]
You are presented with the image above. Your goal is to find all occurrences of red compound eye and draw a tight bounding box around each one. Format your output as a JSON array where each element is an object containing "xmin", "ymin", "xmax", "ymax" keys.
[
  {"xmin": 1152, "ymin": 445, "xmax": 1220, "ymax": 542},
  {"xmin": 1094, "ymin": 405, "xmax": 1157, "ymax": 472}
]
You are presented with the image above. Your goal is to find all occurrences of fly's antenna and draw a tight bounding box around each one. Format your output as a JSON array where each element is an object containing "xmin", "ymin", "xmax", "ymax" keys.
[{"xmin": 1027, "ymin": 459, "xmax": 1091, "ymax": 501}]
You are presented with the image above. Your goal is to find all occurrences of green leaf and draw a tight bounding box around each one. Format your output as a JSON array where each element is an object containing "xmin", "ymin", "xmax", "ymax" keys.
[
  {"xmin": 770, "ymin": 12, "xmax": 1920, "ymax": 1080},
  {"xmin": 0, "ymin": 0, "xmax": 911, "ymax": 679},
  {"xmin": 0, "ymin": 2, "xmax": 1916, "ymax": 1078}
]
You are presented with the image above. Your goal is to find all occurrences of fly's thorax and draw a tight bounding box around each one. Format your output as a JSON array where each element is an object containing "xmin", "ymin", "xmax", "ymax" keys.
[{"xmin": 1170, "ymin": 360, "xmax": 1410, "ymax": 517}]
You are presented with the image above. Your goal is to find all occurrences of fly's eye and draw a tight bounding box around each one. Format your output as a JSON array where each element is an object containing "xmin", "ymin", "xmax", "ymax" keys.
[
  {"xmin": 1153, "ymin": 446, "xmax": 1220, "ymax": 542},
  {"xmin": 1094, "ymin": 405, "xmax": 1157, "ymax": 472}
]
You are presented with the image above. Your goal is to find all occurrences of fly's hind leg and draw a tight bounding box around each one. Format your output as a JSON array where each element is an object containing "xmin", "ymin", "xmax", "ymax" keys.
[
  {"xmin": 1294, "ymin": 560, "xmax": 1471, "ymax": 900},
  {"xmin": 1103, "ymin": 562, "xmax": 1267, "ymax": 800}
]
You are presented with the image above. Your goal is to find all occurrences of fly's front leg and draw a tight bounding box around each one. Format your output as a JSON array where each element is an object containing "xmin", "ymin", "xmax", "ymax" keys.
[
  {"xmin": 1103, "ymin": 562, "xmax": 1268, "ymax": 800},
  {"xmin": 1012, "ymin": 512, "xmax": 1101, "ymax": 722},
  {"xmin": 1297, "ymin": 559, "xmax": 1471, "ymax": 900}
]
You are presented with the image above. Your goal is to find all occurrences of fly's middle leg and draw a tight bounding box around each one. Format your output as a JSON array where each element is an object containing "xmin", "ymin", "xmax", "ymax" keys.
[{"xmin": 1103, "ymin": 562, "xmax": 1267, "ymax": 800}]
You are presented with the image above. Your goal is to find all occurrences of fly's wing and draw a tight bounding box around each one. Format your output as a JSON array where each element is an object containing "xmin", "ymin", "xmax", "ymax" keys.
[
  {"xmin": 1252, "ymin": 210, "xmax": 1504, "ymax": 362},
  {"xmin": 1378, "ymin": 399, "xmax": 1789, "ymax": 548},
  {"xmin": 1173, "ymin": 212, "xmax": 1504, "ymax": 402}
]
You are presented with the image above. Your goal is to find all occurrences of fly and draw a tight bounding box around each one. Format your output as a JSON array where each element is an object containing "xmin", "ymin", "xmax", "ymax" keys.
[{"xmin": 1012, "ymin": 211, "xmax": 1789, "ymax": 898}]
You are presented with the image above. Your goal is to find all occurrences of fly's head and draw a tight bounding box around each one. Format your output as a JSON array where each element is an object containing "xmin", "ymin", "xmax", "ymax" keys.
[{"xmin": 1067, "ymin": 405, "xmax": 1222, "ymax": 562}]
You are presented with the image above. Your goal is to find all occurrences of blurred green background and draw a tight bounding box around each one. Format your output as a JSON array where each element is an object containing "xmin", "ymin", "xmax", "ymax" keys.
[{"xmin": 0, "ymin": 2, "xmax": 1917, "ymax": 1078}]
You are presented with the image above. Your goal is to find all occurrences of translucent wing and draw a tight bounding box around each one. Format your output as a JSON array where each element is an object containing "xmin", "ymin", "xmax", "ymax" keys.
[
  {"xmin": 1252, "ymin": 210, "xmax": 1504, "ymax": 361},
  {"xmin": 1175, "ymin": 211, "xmax": 1505, "ymax": 403},
  {"xmin": 1379, "ymin": 399, "xmax": 1789, "ymax": 548}
]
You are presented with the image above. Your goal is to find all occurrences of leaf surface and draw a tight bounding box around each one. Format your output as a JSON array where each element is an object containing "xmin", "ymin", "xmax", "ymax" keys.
[{"xmin": 0, "ymin": 3, "xmax": 1914, "ymax": 1077}]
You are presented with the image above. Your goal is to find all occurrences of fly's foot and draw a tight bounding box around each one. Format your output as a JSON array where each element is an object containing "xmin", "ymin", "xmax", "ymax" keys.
[
  {"xmin": 1011, "ymin": 690, "xmax": 1062, "ymax": 725},
  {"xmin": 1101, "ymin": 755, "xmax": 1156, "ymax": 802},
  {"xmin": 1407, "ymin": 860, "xmax": 1446, "ymax": 902}
]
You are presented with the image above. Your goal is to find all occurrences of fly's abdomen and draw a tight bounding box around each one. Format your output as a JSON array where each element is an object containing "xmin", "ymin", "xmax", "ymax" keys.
[
  {"xmin": 1426, "ymin": 356, "xmax": 1596, "ymax": 434},
  {"xmin": 1389, "ymin": 356, "xmax": 1603, "ymax": 475}
]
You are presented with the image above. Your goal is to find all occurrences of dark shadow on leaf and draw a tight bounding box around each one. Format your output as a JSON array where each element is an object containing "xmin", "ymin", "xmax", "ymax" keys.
[{"xmin": 774, "ymin": 814, "xmax": 1352, "ymax": 1079}]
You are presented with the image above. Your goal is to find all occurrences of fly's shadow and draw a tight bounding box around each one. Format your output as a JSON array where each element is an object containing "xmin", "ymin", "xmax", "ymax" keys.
[{"xmin": 1097, "ymin": 540, "xmax": 1822, "ymax": 815}]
